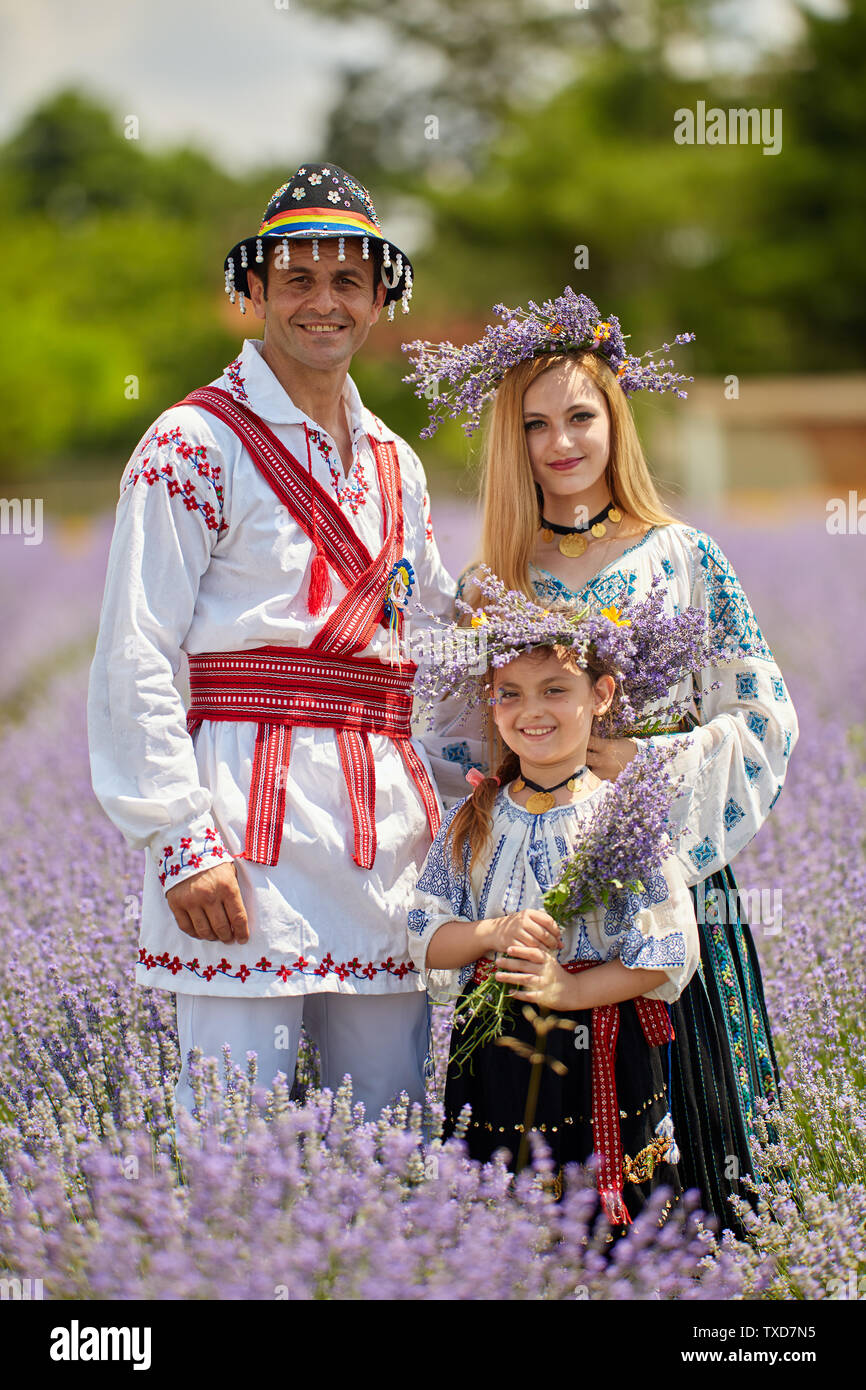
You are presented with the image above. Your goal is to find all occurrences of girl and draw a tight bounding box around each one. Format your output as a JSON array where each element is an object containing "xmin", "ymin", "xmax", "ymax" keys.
[
  {"xmin": 406, "ymin": 289, "xmax": 798, "ymax": 1234},
  {"xmin": 410, "ymin": 635, "xmax": 700, "ymax": 1227}
]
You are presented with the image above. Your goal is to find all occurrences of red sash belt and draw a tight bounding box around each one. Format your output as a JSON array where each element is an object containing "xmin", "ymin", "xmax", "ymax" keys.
[
  {"xmin": 187, "ymin": 648, "xmax": 440, "ymax": 869},
  {"xmin": 473, "ymin": 957, "xmax": 673, "ymax": 1226}
]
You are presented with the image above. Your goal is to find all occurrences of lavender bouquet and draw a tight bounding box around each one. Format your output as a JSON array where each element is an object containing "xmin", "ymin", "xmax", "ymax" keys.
[{"xmin": 450, "ymin": 742, "xmax": 682, "ymax": 1073}]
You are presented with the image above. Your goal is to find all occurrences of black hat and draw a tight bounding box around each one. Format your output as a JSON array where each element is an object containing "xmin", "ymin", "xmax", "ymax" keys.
[{"xmin": 224, "ymin": 163, "xmax": 414, "ymax": 319}]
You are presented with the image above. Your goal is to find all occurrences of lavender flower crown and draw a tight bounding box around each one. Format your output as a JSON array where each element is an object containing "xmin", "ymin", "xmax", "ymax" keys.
[
  {"xmin": 402, "ymin": 287, "xmax": 695, "ymax": 438},
  {"xmin": 414, "ymin": 566, "xmax": 719, "ymax": 738}
]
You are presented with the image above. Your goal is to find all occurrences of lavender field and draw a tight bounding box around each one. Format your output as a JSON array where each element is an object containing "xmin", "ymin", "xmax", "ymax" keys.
[{"xmin": 1, "ymin": 505, "xmax": 865, "ymax": 1300}]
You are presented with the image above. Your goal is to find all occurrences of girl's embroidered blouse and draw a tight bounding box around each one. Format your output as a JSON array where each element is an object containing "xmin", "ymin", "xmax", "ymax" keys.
[{"xmin": 409, "ymin": 785, "xmax": 700, "ymax": 1006}]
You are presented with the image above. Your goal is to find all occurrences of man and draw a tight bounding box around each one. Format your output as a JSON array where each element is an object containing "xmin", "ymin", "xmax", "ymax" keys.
[{"xmin": 87, "ymin": 164, "xmax": 456, "ymax": 1118}]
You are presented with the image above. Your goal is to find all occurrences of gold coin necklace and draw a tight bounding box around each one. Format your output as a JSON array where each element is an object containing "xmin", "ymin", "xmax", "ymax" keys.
[
  {"xmin": 512, "ymin": 764, "xmax": 589, "ymax": 815},
  {"xmin": 539, "ymin": 501, "xmax": 623, "ymax": 557}
]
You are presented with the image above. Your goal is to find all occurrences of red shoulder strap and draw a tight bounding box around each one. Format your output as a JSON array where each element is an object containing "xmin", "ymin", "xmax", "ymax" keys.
[
  {"xmin": 309, "ymin": 437, "xmax": 405, "ymax": 655},
  {"xmin": 179, "ymin": 387, "xmax": 372, "ymax": 588}
]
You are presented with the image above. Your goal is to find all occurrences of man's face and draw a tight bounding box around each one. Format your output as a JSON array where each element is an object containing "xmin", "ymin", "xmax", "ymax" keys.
[{"xmin": 247, "ymin": 238, "xmax": 387, "ymax": 373}]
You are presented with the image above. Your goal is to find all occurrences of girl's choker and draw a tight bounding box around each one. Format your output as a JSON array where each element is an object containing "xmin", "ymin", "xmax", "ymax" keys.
[{"xmin": 513, "ymin": 764, "xmax": 589, "ymax": 815}]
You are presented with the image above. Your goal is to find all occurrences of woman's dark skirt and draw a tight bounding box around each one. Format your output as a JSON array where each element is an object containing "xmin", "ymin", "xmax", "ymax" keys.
[
  {"xmin": 670, "ymin": 863, "xmax": 781, "ymax": 1238},
  {"xmin": 442, "ymin": 988, "xmax": 682, "ymax": 1227}
]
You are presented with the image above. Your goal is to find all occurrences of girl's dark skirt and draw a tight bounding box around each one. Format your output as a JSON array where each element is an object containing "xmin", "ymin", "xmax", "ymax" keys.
[{"xmin": 442, "ymin": 988, "xmax": 683, "ymax": 1227}]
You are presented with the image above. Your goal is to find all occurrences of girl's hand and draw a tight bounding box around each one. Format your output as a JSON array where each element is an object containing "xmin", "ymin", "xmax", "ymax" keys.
[
  {"xmin": 494, "ymin": 944, "xmax": 575, "ymax": 1011},
  {"xmin": 489, "ymin": 909, "xmax": 561, "ymax": 957},
  {"xmin": 585, "ymin": 734, "xmax": 638, "ymax": 782}
]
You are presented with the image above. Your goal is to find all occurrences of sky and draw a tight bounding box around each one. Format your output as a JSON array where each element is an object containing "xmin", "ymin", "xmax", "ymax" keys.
[
  {"xmin": 0, "ymin": 0, "xmax": 377, "ymax": 171},
  {"xmin": 0, "ymin": 0, "xmax": 845, "ymax": 173}
]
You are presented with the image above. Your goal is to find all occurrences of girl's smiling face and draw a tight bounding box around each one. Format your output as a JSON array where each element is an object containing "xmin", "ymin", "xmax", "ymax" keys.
[{"xmin": 492, "ymin": 648, "xmax": 614, "ymax": 781}]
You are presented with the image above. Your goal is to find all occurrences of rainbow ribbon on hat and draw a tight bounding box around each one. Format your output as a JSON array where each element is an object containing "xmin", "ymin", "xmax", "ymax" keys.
[{"xmin": 259, "ymin": 208, "xmax": 383, "ymax": 238}]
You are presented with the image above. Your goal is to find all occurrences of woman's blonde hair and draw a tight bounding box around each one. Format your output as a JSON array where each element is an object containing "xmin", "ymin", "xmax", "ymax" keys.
[{"xmin": 476, "ymin": 351, "xmax": 679, "ymax": 601}]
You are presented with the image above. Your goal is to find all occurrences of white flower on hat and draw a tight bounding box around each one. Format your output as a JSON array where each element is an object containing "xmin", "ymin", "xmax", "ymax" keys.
[
  {"xmin": 297, "ymin": 167, "xmax": 307, "ymax": 175},
  {"xmin": 308, "ymin": 173, "xmax": 322, "ymax": 185},
  {"xmin": 292, "ymin": 188, "xmax": 306, "ymax": 200},
  {"xmin": 322, "ymin": 167, "xmax": 330, "ymax": 175},
  {"xmin": 327, "ymin": 190, "xmax": 341, "ymax": 204}
]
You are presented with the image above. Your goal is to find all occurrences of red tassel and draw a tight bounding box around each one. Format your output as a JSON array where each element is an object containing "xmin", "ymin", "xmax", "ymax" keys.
[
  {"xmin": 304, "ymin": 421, "xmax": 332, "ymax": 616},
  {"xmin": 308, "ymin": 546, "xmax": 332, "ymax": 616}
]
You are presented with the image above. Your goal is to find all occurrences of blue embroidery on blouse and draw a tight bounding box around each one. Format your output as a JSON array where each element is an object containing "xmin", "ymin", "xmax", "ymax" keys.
[
  {"xmin": 771, "ymin": 677, "xmax": 787, "ymax": 701},
  {"xmin": 746, "ymin": 711, "xmax": 769, "ymax": 742},
  {"xmin": 743, "ymin": 757, "xmax": 762, "ymax": 784},
  {"xmin": 416, "ymin": 803, "xmax": 473, "ymax": 918},
  {"xmin": 620, "ymin": 929, "xmax": 686, "ymax": 970},
  {"xmin": 688, "ymin": 836, "xmax": 718, "ymax": 871},
  {"xmin": 783, "ymin": 730, "xmax": 792, "ymax": 758},
  {"xmin": 564, "ymin": 918, "xmax": 603, "ymax": 964},
  {"xmin": 769, "ymin": 785, "xmax": 782, "ymax": 809},
  {"xmin": 478, "ymin": 836, "xmax": 508, "ymax": 919},
  {"xmin": 723, "ymin": 797, "xmax": 746, "ymax": 830},
  {"xmin": 661, "ymin": 557, "xmax": 675, "ymax": 578},
  {"xmin": 686, "ymin": 529, "xmax": 773, "ymax": 660},
  {"xmin": 601, "ymin": 869, "xmax": 669, "ymax": 938},
  {"xmin": 554, "ymin": 834, "xmax": 568, "ymax": 858},
  {"xmin": 736, "ymin": 672, "xmax": 759, "ymax": 700},
  {"xmin": 408, "ymin": 908, "xmax": 428, "ymax": 936},
  {"xmin": 442, "ymin": 741, "xmax": 482, "ymax": 773}
]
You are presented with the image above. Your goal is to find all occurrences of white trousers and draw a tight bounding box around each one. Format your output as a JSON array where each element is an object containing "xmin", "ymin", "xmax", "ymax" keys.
[{"xmin": 174, "ymin": 990, "xmax": 429, "ymax": 1121}]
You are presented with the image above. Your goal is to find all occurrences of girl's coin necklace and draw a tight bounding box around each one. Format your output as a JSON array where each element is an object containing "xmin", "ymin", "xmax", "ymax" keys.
[
  {"xmin": 539, "ymin": 501, "xmax": 623, "ymax": 557},
  {"xmin": 513, "ymin": 764, "xmax": 590, "ymax": 815}
]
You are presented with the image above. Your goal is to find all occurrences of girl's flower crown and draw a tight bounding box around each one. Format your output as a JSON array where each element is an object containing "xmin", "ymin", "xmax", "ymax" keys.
[
  {"xmin": 414, "ymin": 567, "xmax": 721, "ymax": 737},
  {"xmin": 402, "ymin": 286, "xmax": 695, "ymax": 438}
]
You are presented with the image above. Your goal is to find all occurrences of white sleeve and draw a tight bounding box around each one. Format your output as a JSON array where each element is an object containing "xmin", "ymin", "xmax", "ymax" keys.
[
  {"xmin": 401, "ymin": 444, "xmax": 457, "ymax": 623},
  {"xmin": 412, "ymin": 561, "xmax": 491, "ymax": 808},
  {"xmin": 415, "ymin": 692, "xmax": 489, "ymax": 809},
  {"xmin": 408, "ymin": 801, "xmax": 479, "ymax": 1003},
  {"xmin": 646, "ymin": 531, "xmax": 799, "ymax": 886},
  {"xmin": 86, "ymin": 416, "xmax": 233, "ymax": 893},
  {"xmin": 609, "ymin": 856, "xmax": 700, "ymax": 1002}
]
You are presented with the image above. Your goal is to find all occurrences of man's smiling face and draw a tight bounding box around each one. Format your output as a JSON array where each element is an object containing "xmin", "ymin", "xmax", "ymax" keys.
[{"xmin": 247, "ymin": 238, "xmax": 387, "ymax": 374}]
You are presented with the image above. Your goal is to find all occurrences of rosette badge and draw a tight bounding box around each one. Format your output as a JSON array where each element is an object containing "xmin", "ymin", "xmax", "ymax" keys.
[{"xmin": 402, "ymin": 287, "xmax": 695, "ymax": 438}]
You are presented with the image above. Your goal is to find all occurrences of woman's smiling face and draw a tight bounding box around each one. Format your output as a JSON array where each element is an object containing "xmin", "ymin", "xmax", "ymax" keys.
[{"xmin": 522, "ymin": 359, "xmax": 611, "ymax": 511}]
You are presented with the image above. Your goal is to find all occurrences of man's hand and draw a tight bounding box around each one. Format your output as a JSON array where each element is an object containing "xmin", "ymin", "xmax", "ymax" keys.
[{"xmin": 166, "ymin": 861, "xmax": 250, "ymax": 944}]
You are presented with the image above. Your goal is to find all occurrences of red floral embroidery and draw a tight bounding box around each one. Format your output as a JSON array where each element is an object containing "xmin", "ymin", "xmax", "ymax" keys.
[
  {"xmin": 422, "ymin": 490, "xmax": 434, "ymax": 542},
  {"xmin": 124, "ymin": 424, "xmax": 228, "ymax": 535},
  {"xmin": 158, "ymin": 826, "xmax": 228, "ymax": 888},
  {"xmin": 225, "ymin": 355, "xmax": 250, "ymax": 404},
  {"xmin": 137, "ymin": 948, "xmax": 417, "ymax": 984},
  {"xmin": 308, "ymin": 427, "xmax": 370, "ymax": 515}
]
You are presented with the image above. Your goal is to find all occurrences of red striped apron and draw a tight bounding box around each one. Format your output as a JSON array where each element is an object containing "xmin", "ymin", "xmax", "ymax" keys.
[{"xmin": 178, "ymin": 387, "xmax": 440, "ymax": 870}]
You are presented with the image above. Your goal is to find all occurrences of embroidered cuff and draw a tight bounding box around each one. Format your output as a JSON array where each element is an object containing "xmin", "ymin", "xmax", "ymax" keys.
[{"xmin": 156, "ymin": 822, "xmax": 231, "ymax": 892}]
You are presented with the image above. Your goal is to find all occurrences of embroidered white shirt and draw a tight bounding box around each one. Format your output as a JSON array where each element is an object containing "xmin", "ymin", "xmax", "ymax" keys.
[{"xmin": 87, "ymin": 338, "xmax": 456, "ymax": 997}]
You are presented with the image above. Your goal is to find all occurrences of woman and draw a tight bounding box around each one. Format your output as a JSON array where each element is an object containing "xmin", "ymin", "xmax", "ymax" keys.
[{"xmin": 405, "ymin": 289, "xmax": 798, "ymax": 1235}]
